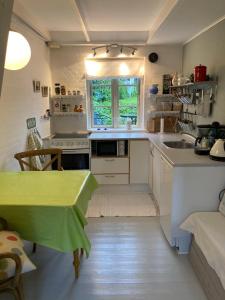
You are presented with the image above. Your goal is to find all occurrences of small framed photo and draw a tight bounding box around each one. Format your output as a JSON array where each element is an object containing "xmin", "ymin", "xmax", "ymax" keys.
[
  {"xmin": 33, "ymin": 80, "xmax": 41, "ymax": 93},
  {"xmin": 41, "ymin": 86, "xmax": 49, "ymax": 97}
]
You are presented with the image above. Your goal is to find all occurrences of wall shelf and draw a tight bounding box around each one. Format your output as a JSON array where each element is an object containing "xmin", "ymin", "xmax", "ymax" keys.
[
  {"xmin": 149, "ymin": 94, "xmax": 178, "ymax": 102},
  {"xmin": 52, "ymin": 112, "xmax": 84, "ymax": 116},
  {"xmin": 50, "ymin": 95, "xmax": 84, "ymax": 100},
  {"xmin": 170, "ymin": 81, "xmax": 217, "ymax": 91},
  {"xmin": 147, "ymin": 110, "xmax": 180, "ymax": 117}
]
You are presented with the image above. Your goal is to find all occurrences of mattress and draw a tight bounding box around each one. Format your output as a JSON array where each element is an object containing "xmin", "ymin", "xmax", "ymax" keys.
[{"xmin": 181, "ymin": 212, "xmax": 225, "ymax": 290}]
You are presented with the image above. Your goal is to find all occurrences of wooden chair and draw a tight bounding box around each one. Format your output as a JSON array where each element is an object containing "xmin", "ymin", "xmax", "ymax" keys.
[
  {"xmin": 14, "ymin": 148, "xmax": 63, "ymax": 253},
  {"xmin": 0, "ymin": 218, "xmax": 24, "ymax": 300},
  {"xmin": 14, "ymin": 148, "xmax": 63, "ymax": 171}
]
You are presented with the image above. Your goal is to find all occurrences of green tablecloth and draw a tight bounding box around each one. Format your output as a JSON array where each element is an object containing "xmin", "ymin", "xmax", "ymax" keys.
[{"xmin": 0, "ymin": 170, "xmax": 98, "ymax": 255}]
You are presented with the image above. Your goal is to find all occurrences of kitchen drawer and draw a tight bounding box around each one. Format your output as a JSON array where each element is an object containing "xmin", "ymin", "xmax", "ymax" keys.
[
  {"xmin": 91, "ymin": 157, "xmax": 129, "ymax": 174},
  {"xmin": 94, "ymin": 174, "xmax": 129, "ymax": 185}
]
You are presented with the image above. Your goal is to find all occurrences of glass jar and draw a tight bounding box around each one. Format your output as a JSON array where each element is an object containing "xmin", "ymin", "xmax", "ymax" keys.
[
  {"xmin": 54, "ymin": 83, "xmax": 60, "ymax": 95},
  {"xmin": 61, "ymin": 85, "xmax": 66, "ymax": 96}
]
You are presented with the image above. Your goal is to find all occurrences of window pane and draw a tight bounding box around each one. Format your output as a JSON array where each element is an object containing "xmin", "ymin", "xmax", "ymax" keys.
[
  {"xmin": 92, "ymin": 86, "xmax": 112, "ymax": 106},
  {"xmin": 119, "ymin": 78, "xmax": 138, "ymax": 85},
  {"xmin": 93, "ymin": 107, "xmax": 113, "ymax": 126},
  {"xmin": 119, "ymin": 86, "xmax": 138, "ymax": 106},
  {"xmin": 119, "ymin": 106, "xmax": 137, "ymax": 125}
]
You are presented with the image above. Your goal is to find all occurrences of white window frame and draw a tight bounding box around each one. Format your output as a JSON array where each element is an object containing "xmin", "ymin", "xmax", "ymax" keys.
[{"xmin": 87, "ymin": 77, "xmax": 142, "ymax": 129}]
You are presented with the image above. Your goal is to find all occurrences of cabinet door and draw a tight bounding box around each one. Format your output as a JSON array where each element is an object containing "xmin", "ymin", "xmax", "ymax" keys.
[
  {"xmin": 130, "ymin": 140, "xmax": 149, "ymax": 184},
  {"xmin": 152, "ymin": 147, "xmax": 161, "ymax": 202},
  {"xmin": 148, "ymin": 143, "xmax": 154, "ymax": 191},
  {"xmin": 159, "ymin": 155, "xmax": 173, "ymax": 244}
]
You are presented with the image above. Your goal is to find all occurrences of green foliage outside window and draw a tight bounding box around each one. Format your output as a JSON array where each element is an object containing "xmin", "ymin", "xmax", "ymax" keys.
[{"xmin": 91, "ymin": 78, "xmax": 139, "ymax": 127}]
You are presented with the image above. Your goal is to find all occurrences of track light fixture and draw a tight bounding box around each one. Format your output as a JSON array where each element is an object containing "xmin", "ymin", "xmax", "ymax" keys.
[{"xmin": 91, "ymin": 44, "xmax": 137, "ymax": 57}]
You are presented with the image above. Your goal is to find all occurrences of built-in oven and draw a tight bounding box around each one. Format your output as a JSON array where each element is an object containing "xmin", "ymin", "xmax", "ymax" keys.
[
  {"xmin": 61, "ymin": 149, "xmax": 90, "ymax": 170},
  {"xmin": 49, "ymin": 133, "xmax": 90, "ymax": 170}
]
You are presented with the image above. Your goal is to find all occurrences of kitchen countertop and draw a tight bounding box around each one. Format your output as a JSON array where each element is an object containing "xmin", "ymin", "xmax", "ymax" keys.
[
  {"xmin": 89, "ymin": 131, "xmax": 149, "ymax": 140},
  {"xmin": 89, "ymin": 131, "xmax": 225, "ymax": 167}
]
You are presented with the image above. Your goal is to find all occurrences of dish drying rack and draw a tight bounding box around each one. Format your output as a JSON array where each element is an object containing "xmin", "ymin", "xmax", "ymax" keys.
[
  {"xmin": 170, "ymin": 81, "xmax": 217, "ymax": 117},
  {"xmin": 177, "ymin": 111, "xmax": 198, "ymax": 132}
]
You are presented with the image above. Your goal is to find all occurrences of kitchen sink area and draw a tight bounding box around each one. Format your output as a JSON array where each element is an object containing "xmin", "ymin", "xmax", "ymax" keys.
[{"xmin": 163, "ymin": 140, "xmax": 194, "ymax": 149}]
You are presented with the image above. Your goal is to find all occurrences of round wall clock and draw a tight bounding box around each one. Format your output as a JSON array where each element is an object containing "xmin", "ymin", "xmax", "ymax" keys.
[{"xmin": 148, "ymin": 52, "xmax": 158, "ymax": 63}]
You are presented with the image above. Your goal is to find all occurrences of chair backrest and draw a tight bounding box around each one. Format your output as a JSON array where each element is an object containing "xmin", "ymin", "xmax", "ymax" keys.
[{"xmin": 14, "ymin": 148, "xmax": 63, "ymax": 171}]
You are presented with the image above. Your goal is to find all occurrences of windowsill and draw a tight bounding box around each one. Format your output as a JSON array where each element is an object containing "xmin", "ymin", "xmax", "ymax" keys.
[{"xmin": 89, "ymin": 128, "xmax": 147, "ymax": 133}]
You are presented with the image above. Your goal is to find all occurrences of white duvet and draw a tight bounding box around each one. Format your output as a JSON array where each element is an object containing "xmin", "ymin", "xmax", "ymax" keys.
[{"xmin": 181, "ymin": 212, "xmax": 225, "ymax": 290}]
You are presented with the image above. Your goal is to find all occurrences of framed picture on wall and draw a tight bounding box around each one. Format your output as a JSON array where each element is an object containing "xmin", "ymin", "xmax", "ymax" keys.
[
  {"xmin": 33, "ymin": 80, "xmax": 41, "ymax": 93},
  {"xmin": 41, "ymin": 86, "xmax": 49, "ymax": 97}
]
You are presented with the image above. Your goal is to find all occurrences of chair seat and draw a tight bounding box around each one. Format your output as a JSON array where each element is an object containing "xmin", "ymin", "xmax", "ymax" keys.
[{"xmin": 0, "ymin": 231, "xmax": 36, "ymax": 280}]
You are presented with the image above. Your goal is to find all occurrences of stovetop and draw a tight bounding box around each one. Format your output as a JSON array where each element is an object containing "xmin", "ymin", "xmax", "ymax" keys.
[{"xmin": 50, "ymin": 132, "xmax": 90, "ymax": 149}]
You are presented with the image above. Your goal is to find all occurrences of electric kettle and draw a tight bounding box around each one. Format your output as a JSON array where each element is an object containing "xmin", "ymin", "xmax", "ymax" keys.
[
  {"xmin": 210, "ymin": 139, "xmax": 225, "ymax": 161},
  {"xmin": 194, "ymin": 136, "xmax": 210, "ymax": 155}
]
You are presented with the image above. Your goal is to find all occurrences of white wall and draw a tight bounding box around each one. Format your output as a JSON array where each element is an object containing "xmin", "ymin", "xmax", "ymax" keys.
[
  {"xmin": 0, "ymin": 22, "xmax": 52, "ymax": 170},
  {"xmin": 183, "ymin": 19, "xmax": 225, "ymax": 125},
  {"xmin": 50, "ymin": 45, "xmax": 182, "ymax": 130}
]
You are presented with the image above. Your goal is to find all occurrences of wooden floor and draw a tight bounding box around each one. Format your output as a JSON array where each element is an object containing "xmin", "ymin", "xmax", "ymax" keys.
[
  {"xmin": 3, "ymin": 217, "xmax": 207, "ymax": 300},
  {"xmin": 87, "ymin": 185, "xmax": 157, "ymax": 217}
]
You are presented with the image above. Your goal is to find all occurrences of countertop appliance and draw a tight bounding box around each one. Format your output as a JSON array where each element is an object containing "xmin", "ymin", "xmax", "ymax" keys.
[
  {"xmin": 195, "ymin": 123, "xmax": 225, "ymax": 156},
  {"xmin": 194, "ymin": 136, "xmax": 210, "ymax": 155},
  {"xmin": 49, "ymin": 132, "xmax": 90, "ymax": 170},
  {"xmin": 210, "ymin": 139, "xmax": 225, "ymax": 161},
  {"xmin": 91, "ymin": 140, "xmax": 128, "ymax": 157}
]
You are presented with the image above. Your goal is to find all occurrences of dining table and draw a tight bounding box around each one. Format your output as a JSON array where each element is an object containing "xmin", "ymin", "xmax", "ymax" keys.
[{"xmin": 0, "ymin": 170, "xmax": 98, "ymax": 278}]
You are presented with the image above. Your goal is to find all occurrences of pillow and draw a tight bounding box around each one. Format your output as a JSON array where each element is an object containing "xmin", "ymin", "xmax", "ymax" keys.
[
  {"xmin": 0, "ymin": 231, "xmax": 36, "ymax": 280},
  {"xmin": 219, "ymin": 194, "xmax": 225, "ymax": 217}
]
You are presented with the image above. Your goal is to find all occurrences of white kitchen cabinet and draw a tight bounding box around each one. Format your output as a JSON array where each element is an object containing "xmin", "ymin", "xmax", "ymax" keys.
[
  {"xmin": 155, "ymin": 152, "xmax": 225, "ymax": 254},
  {"xmin": 94, "ymin": 174, "xmax": 129, "ymax": 185},
  {"xmin": 148, "ymin": 142, "xmax": 154, "ymax": 191},
  {"xmin": 152, "ymin": 147, "xmax": 161, "ymax": 203},
  {"xmin": 91, "ymin": 157, "xmax": 129, "ymax": 174},
  {"xmin": 130, "ymin": 140, "xmax": 149, "ymax": 184},
  {"xmin": 159, "ymin": 155, "xmax": 173, "ymax": 243}
]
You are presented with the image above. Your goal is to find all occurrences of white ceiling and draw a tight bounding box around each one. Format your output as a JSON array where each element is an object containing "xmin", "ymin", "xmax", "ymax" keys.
[{"xmin": 14, "ymin": 0, "xmax": 225, "ymax": 45}]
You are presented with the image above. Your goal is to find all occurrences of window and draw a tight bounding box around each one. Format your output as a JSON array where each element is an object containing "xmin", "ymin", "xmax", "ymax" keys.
[{"xmin": 89, "ymin": 78, "xmax": 141, "ymax": 128}]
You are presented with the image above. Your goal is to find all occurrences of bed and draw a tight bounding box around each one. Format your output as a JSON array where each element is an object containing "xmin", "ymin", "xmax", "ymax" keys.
[{"xmin": 181, "ymin": 212, "xmax": 225, "ymax": 300}]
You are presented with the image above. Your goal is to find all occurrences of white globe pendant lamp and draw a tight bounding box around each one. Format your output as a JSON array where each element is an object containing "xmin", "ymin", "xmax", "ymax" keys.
[{"xmin": 4, "ymin": 31, "xmax": 31, "ymax": 71}]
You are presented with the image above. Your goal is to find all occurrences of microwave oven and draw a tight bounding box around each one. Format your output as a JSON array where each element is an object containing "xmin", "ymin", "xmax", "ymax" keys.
[{"xmin": 91, "ymin": 140, "xmax": 128, "ymax": 156}]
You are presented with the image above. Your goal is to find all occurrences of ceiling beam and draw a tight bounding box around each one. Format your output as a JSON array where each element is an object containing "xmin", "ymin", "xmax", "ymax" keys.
[
  {"xmin": 146, "ymin": 0, "xmax": 179, "ymax": 44},
  {"xmin": 184, "ymin": 13, "xmax": 225, "ymax": 45},
  {"xmin": 12, "ymin": 0, "xmax": 50, "ymax": 41},
  {"xmin": 69, "ymin": 0, "xmax": 90, "ymax": 42}
]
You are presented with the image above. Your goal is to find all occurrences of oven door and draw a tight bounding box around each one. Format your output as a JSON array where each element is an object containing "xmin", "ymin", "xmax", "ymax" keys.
[{"xmin": 53, "ymin": 149, "xmax": 90, "ymax": 170}]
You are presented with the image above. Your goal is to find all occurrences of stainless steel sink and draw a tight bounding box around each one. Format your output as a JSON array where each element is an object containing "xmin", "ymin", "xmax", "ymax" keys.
[{"xmin": 163, "ymin": 140, "xmax": 194, "ymax": 149}]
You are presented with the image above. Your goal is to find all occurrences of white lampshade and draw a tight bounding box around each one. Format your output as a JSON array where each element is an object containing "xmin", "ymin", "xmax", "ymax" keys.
[{"xmin": 4, "ymin": 31, "xmax": 31, "ymax": 71}]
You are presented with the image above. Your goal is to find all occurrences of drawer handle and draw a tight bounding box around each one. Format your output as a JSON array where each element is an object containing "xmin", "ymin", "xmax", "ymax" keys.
[
  {"xmin": 105, "ymin": 159, "xmax": 115, "ymax": 162},
  {"xmin": 105, "ymin": 175, "xmax": 115, "ymax": 178}
]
